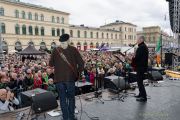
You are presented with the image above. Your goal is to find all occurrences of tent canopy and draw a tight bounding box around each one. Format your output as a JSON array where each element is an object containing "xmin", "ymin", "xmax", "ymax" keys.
[{"xmin": 17, "ymin": 45, "xmax": 45, "ymax": 55}]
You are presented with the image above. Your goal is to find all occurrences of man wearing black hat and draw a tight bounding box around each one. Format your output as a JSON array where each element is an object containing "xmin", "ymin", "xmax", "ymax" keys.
[{"xmin": 49, "ymin": 34, "xmax": 84, "ymax": 120}]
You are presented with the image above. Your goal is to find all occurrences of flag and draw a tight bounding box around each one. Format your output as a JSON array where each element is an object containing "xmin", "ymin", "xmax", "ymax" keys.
[{"xmin": 156, "ymin": 37, "xmax": 161, "ymax": 66}]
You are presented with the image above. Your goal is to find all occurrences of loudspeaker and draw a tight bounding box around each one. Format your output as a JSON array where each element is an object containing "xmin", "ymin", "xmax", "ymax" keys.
[
  {"xmin": 21, "ymin": 88, "xmax": 47, "ymax": 107},
  {"xmin": 32, "ymin": 91, "xmax": 58, "ymax": 113},
  {"xmin": 148, "ymin": 71, "xmax": 163, "ymax": 81},
  {"xmin": 104, "ymin": 76, "xmax": 128, "ymax": 93},
  {"xmin": 165, "ymin": 53, "xmax": 173, "ymax": 65}
]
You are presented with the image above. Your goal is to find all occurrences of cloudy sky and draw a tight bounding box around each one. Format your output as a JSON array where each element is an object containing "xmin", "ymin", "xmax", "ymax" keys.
[{"xmin": 22, "ymin": 0, "xmax": 172, "ymax": 34}]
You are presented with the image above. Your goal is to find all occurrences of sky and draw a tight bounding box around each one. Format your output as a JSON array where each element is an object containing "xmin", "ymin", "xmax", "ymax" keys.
[{"xmin": 22, "ymin": 0, "xmax": 172, "ymax": 34}]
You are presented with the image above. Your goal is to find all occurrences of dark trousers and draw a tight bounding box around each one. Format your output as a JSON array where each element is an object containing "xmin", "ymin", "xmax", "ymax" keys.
[
  {"xmin": 56, "ymin": 81, "xmax": 75, "ymax": 120},
  {"xmin": 137, "ymin": 70, "xmax": 147, "ymax": 99}
]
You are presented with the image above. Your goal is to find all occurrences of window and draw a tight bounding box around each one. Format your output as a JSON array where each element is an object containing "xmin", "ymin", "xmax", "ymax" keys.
[
  {"xmin": 106, "ymin": 33, "xmax": 109, "ymax": 39},
  {"xmin": 52, "ymin": 16, "xmax": 55, "ymax": 23},
  {"xmin": 15, "ymin": 24, "xmax": 20, "ymax": 35},
  {"xmin": 35, "ymin": 26, "xmax": 39, "ymax": 35},
  {"xmin": 41, "ymin": 27, "xmax": 44, "ymax": 36},
  {"xmin": 52, "ymin": 28, "xmax": 55, "ymax": 36},
  {"xmin": 22, "ymin": 25, "xmax": 26, "ymax": 35},
  {"xmin": 90, "ymin": 32, "xmax": 93, "ymax": 38},
  {"xmin": 57, "ymin": 17, "xmax": 60, "ymax": 23},
  {"xmin": 61, "ymin": 29, "xmax": 65, "ymax": 34},
  {"xmin": 96, "ymin": 43, "xmax": 99, "ymax": 48},
  {"xmin": 84, "ymin": 31, "xmax": 87, "ymax": 38},
  {"xmin": 57, "ymin": 28, "xmax": 60, "ymax": 36},
  {"xmin": 77, "ymin": 30, "xmax": 80, "ymax": 38},
  {"xmin": 22, "ymin": 11, "xmax": 25, "ymax": 19},
  {"xmin": 35, "ymin": 13, "xmax": 38, "ymax": 21},
  {"xmin": 111, "ymin": 34, "xmax": 113, "ymax": 39},
  {"xmin": 115, "ymin": 34, "xmax": 117, "ymax": 39},
  {"xmin": 29, "ymin": 26, "xmax": 33, "ymax": 35},
  {"xmin": 119, "ymin": 27, "xmax": 121, "ymax": 32},
  {"xmin": 61, "ymin": 17, "xmax": 64, "ymax": 24},
  {"xmin": 15, "ymin": 10, "xmax": 19, "ymax": 18},
  {"xmin": 102, "ymin": 33, "xmax": 104, "ymax": 39},
  {"xmin": 28, "ymin": 12, "xmax": 32, "ymax": 20},
  {"xmin": 96, "ymin": 32, "xmax": 99, "ymax": 39},
  {"xmin": 125, "ymin": 34, "xmax": 126, "ymax": 39},
  {"xmin": 70, "ymin": 30, "xmax": 73, "ymax": 37},
  {"xmin": 1, "ymin": 23, "xmax": 5, "ymax": 34},
  {"xmin": 28, "ymin": 41, "xmax": 34, "ymax": 46},
  {"xmin": 41, "ymin": 14, "xmax": 44, "ymax": 21},
  {"xmin": 125, "ymin": 27, "xmax": 126, "ymax": 31},
  {"xmin": 0, "ymin": 7, "xmax": 4, "ymax": 16}
]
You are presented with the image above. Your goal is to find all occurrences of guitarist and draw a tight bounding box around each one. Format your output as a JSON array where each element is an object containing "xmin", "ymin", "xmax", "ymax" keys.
[
  {"xmin": 49, "ymin": 34, "xmax": 84, "ymax": 120},
  {"xmin": 134, "ymin": 36, "xmax": 149, "ymax": 102}
]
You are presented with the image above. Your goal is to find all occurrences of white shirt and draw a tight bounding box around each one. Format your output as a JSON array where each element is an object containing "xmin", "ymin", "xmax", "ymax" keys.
[{"xmin": 0, "ymin": 97, "xmax": 19, "ymax": 113}]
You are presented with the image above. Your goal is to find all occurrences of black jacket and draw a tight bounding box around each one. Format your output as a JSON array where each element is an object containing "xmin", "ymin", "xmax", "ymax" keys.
[{"xmin": 134, "ymin": 42, "xmax": 149, "ymax": 71}]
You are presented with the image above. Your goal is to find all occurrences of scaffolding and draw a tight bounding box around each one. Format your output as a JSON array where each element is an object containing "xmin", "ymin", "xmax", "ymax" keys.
[{"xmin": 172, "ymin": 0, "xmax": 180, "ymax": 70}]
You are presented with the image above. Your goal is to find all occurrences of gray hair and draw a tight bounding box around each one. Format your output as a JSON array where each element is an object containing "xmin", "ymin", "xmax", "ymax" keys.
[{"xmin": 139, "ymin": 36, "xmax": 145, "ymax": 42}]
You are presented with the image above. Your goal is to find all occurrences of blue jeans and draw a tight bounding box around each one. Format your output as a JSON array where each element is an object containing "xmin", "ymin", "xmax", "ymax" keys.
[{"xmin": 56, "ymin": 81, "xmax": 75, "ymax": 120}]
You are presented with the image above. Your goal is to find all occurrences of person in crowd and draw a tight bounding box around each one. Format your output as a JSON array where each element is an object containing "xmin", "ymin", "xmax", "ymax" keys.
[
  {"xmin": 24, "ymin": 69, "xmax": 34, "ymax": 90},
  {"xmin": 134, "ymin": 36, "xmax": 149, "ymax": 102},
  {"xmin": 47, "ymin": 78, "xmax": 58, "ymax": 98},
  {"xmin": 49, "ymin": 34, "xmax": 84, "ymax": 120},
  {"xmin": 33, "ymin": 73, "xmax": 42, "ymax": 89},
  {"xmin": 0, "ymin": 89, "xmax": 19, "ymax": 113}
]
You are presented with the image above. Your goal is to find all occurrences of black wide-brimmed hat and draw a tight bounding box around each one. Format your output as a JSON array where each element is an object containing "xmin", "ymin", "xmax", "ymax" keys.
[{"xmin": 59, "ymin": 34, "xmax": 70, "ymax": 42}]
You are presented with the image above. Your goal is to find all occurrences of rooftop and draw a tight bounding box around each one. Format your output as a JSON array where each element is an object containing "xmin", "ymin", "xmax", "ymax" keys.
[{"xmin": 100, "ymin": 20, "xmax": 137, "ymax": 27}]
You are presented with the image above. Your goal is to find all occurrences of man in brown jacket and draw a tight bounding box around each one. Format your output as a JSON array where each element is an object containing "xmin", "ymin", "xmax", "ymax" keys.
[{"xmin": 49, "ymin": 34, "xmax": 84, "ymax": 120}]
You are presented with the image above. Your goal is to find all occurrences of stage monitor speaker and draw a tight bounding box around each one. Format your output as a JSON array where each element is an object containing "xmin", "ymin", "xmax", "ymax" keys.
[
  {"xmin": 148, "ymin": 71, "xmax": 163, "ymax": 81},
  {"xmin": 21, "ymin": 88, "xmax": 47, "ymax": 107},
  {"xmin": 32, "ymin": 91, "xmax": 58, "ymax": 114},
  {"xmin": 165, "ymin": 53, "xmax": 173, "ymax": 65},
  {"xmin": 104, "ymin": 76, "xmax": 129, "ymax": 93}
]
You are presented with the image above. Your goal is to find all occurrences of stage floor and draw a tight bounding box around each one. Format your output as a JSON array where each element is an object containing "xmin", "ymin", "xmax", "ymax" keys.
[{"xmin": 1, "ymin": 77, "xmax": 180, "ymax": 120}]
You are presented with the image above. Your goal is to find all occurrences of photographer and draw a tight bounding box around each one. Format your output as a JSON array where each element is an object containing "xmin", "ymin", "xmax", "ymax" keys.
[{"xmin": 0, "ymin": 89, "xmax": 19, "ymax": 113}]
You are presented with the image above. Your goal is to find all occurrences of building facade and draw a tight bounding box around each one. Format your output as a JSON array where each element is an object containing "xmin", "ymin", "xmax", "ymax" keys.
[{"xmin": 0, "ymin": 0, "xmax": 137, "ymax": 52}]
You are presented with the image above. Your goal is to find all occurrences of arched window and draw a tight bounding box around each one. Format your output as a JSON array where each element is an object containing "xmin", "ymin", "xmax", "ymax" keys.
[
  {"xmin": 41, "ymin": 27, "xmax": 44, "ymax": 36},
  {"xmin": 35, "ymin": 13, "xmax": 38, "ymax": 21},
  {"xmin": 1, "ymin": 23, "xmax": 6, "ymax": 34},
  {"xmin": 15, "ymin": 10, "xmax": 19, "ymax": 18},
  {"xmin": 22, "ymin": 11, "xmax": 26, "ymax": 19},
  {"xmin": 57, "ymin": 17, "xmax": 60, "ymax": 23},
  {"xmin": 90, "ymin": 32, "xmax": 93, "ymax": 38},
  {"xmin": 70, "ymin": 30, "xmax": 73, "ymax": 37},
  {"xmin": 28, "ymin": 12, "xmax": 32, "ymax": 20},
  {"xmin": 40, "ymin": 42, "xmax": 46, "ymax": 51},
  {"xmin": 83, "ymin": 42, "xmax": 87, "ymax": 51},
  {"xmin": 111, "ymin": 33, "xmax": 113, "ymax": 39},
  {"xmin": 0, "ymin": 7, "xmax": 4, "ymax": 16},
  {"xmin": 51, "ymin": 42, "xmax": 56, "ymax": 49},
  {"xmin": 57, "ymin": 28, "xmax": 60, "ymax": 36},
  {"xmin": 28, "ymin": 41, "xmax": 34, "ymax": 46},
  {"xmin": 2, "ymin": 41, "xmax": 8, "ymax": 52},
  {"xmin": 52, "ymin": 28, "xmax": 55, "ymax": 36},
  {"xmin": 15, "ymin": 41, "xmax": 22, "ymax": 51},
  {"xmin": 106, "ymin": 33, "xmax": 109, "ymax": 39},
  {"xmin": 77, "ymin": 30, "xmax": 80, "ymax": 38},
  {"xmin": 15, "ymin": 24, "xmax": 20, "ymax": 35},
  {"xmin": 96, "ymin": 42, "xmax": 99, "ymax": 48},
  {"xmin": 29, "ymin": 26, "xmax": 33, "ymax": 35},
  {"xmin": 84, "ymin": 31, "xmax": 87, "ymax": 38},
  {"xmin": 70, "ymin": 42, "xmax": 74, "ymax": 46},
  {"xmin": 41, "ymin": 14, "xmax": 44, "ymax": 21},
  {"xmin": 35, "ymin": 26, "xmax": 39, "ymax": 35},
  {"xmin": 61, "ymin": 17, "xmax": 64, "ymax": 24},
  {"xmin": 96, "ymin": 32, "xmax": 99, "ymax": 39},
  {"xmin": 61, "ymin": 29, "xmax": 65, "ymax": 34},
  {"xmin": 102, "ymin": 33, "xmax": 104, "ymax": 39},
  {"xmin": 115, "ymin": 34, "xmax": 117, "ymax": 39},
  {"xmin": 90, "ymin": 42, "xmax": 94, "ymax": 48},
  {"xmin": 22, "ymin": 25, "xmax": 26, "ymax": 35},
  {"xmin": 77, "ymin": 42, "xmax": 81, "ymax": 50},
  {"xmin": 52, "ymin": 16, "xmax": 55, "ymax": 23}
]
